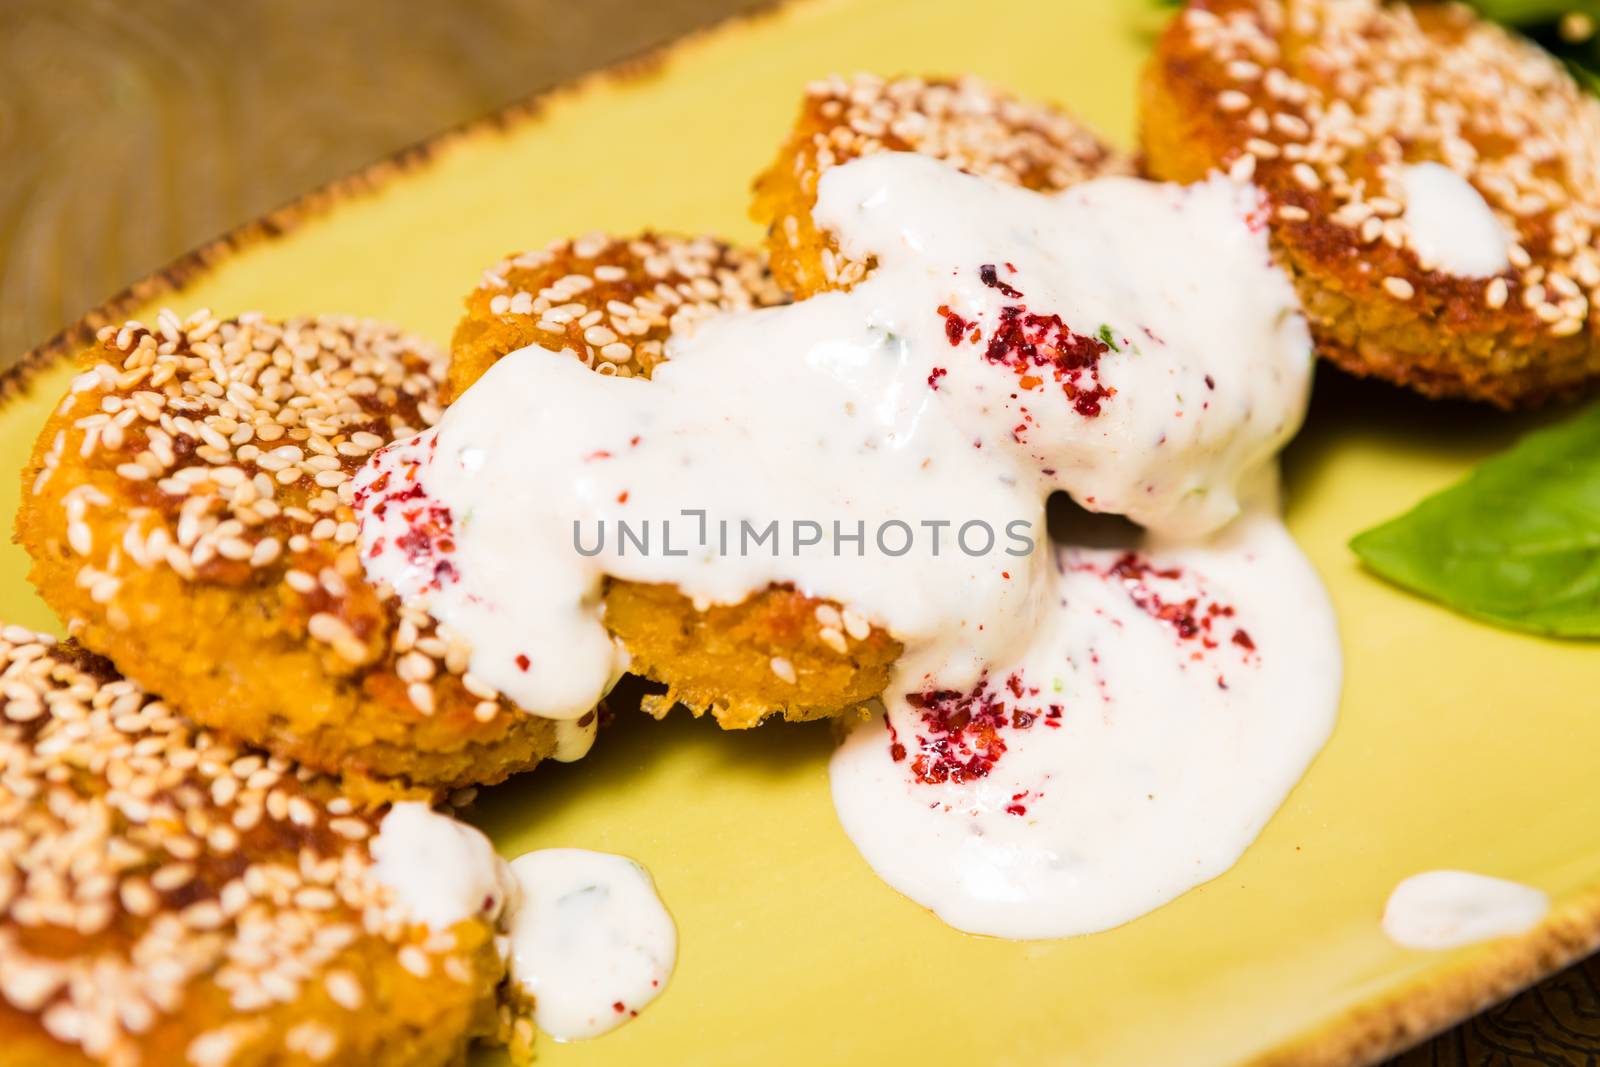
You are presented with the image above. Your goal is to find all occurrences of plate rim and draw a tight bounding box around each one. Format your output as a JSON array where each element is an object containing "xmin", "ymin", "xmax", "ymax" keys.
[{"xmin": 3, "ymin": 2, "xmax": 1597, "ymax": 1063}]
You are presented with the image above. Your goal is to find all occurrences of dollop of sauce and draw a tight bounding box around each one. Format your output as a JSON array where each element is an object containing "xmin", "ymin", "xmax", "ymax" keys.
[
  {"xmin": 506, "ymin": 849, "xmax": 676, "ymax": 1040},
  {"xmin": 1382, "ymin": 870, "xmax": 1548, "ymax": 950},
  {"xmin": 369, "ymin": 802, "xmax": 515, "ymax": 930},
  {"xmin": 1399, "ymin": 162, "xmax": 1511, "ymax": 278}
]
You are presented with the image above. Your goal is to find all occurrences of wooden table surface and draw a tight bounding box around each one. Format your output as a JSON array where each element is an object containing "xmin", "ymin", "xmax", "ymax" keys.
[{"xmin": 1, "ymin": 2, "xmax": 1595, "ymax": 1063}]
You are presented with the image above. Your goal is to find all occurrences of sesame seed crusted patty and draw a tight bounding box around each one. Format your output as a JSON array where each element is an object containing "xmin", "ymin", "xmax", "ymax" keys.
[
  {"xmin": 17, "ymin": 312, "xmax": 562, "ymax": 790},
  {"xmin": 0, "ymin": 627, "xmax": 504, "ymax": 1067},
  {"xmin": 448, "ymin": 235, "xmax": 902, "ymax": 729},
  {"xmin": 751, "ymin": 73, "xmax": 1129, "ymax": 298},
  {"xmin": 448, "ymin": 232, "xmax": 787, "ymax": 402},
  {"xmin": 1141, "ymin": 0, "xmax": 1600, "ymax": 407}
]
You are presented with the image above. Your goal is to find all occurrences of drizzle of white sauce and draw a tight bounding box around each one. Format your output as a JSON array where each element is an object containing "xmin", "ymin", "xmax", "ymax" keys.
[
  {"xmin": 368, "ymin": 802, "xmax": 515, "ymax": 930},
  {"xmin": 506, "ymin": 849, "xmax": 676, "ymax": 1040},
  {"xmin": 355, "ymin": 152, "xmax": 1341, "ymax": 939},
  {"xmin": 1382, "ymin": 870, "xmax": 1548, "ymax": 950},
  {"xmin": 356, "ymin": 154, "xmax": 1312, "ymax": 721},
  {"xmin": 1399, "ymin": 162, "xmax": 1511, "ymax": 277},
  {"xmin": 552, "ymin": 715, "xmax": 599, "ymax": 763}
]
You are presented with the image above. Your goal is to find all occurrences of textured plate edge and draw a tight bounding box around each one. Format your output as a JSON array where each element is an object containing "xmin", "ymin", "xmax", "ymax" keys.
[
  {"xmin": 0, "ymin": 2, "xmax": 1595, "ymax": 1064},
  {"xmin": 1249, "ymin": 885, "xmax": 1600, "ymax": 1066}
]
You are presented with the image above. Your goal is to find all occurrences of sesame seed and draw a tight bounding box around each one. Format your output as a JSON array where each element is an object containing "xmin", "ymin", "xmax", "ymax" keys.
[
  {"xmin": 398, "ymin": 945, "xmax": 432, "ymax": 978},
  {"xmin": 1485, "ymin": 277, "xmax": 1509, "ymax": 309},
  {"xmin": 840, "ymin": 608, "xmax": 872, "ymax": 641},
  {"xmin": 769, "ymin": 656, "xmax": 797, "ymax": 684},
  {"xmin": 1382, "ymin": 276, "xmax": 1416, "ymax": 300},
  {"xmin": 324, "ymin": 969, "xmax": 365, "ymax": 1010}
]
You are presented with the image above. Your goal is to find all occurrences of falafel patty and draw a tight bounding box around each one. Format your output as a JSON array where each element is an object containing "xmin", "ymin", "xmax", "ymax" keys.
[
  {"xmin": 448, "ymin": 235, "xmax": 902, "ymax": 729},
  {"xmin": 17, "ymin": 313, "xmax": 572, "ymax": 790},
  {"xmin": 1141, "ymin": 0, "xmax": 1600, "ymax": 407},
  {"xmin": 0, "ymin": 626, "xmax": 505, "ymax": 1067},
  {"xmin": 751, "ymin": 73, "xmax": 1129, "ymax": 298}
]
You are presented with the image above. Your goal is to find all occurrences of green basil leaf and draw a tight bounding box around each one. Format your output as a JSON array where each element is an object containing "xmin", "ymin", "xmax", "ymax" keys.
[
  {"xmin": 1349, "ymin": 402, "xmax": 1600, "ymax": 638},
  {"xmin": 1471, "ymin": 0, "xmax": 1600, "ymax": 24}
]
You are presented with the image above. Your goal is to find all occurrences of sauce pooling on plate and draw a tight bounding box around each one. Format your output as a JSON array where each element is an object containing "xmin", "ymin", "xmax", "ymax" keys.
[
  {"xmin": 355, "ymin": 152, "xmax": 1342, "ymax": 938},
  {"xmin": 1382, "ymin": 870, "xmax": 1548, "ymax": 950},
  {"xmin": 505, "ymin": 849, "xmax": 677, "ymax": 1040},
  {"xmin": 831, "ymin": 474, "xmax": 1339, "ymax": 938},
  {"xmin": 367, "ymin": 806, "xmax": 676, "ymax": 1037}
]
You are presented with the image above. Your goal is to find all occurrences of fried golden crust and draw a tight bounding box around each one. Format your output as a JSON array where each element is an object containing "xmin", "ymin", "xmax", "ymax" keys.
[
  {"xmin": 751, "ymin": 73, "xmax": 1128, "ymax": 298},
  {"xmin": 608, "ymin": 582, "xmax": 900, "ymax": 727},
  {"xmin": 17, "ymin": 314, "xmax": 560, "ymax": 790},
  {"xmin": 0, "ymin": 629, "xmax": 503, "ymax": 1067},
  {"xmin": 448, "ymin": 235, "xmax": 902, "ymax": 728},
  {"xmin": 1141, "ymin": 0, "xmax": 1600, "ymax": 408}
]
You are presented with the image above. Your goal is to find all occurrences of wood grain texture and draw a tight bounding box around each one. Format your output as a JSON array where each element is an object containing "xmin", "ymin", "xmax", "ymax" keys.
[
  {"xmin": 0, "ymin": 0, "xmax": 766, "ymax": 368},
  {"xmin": 0, "ymin": 1, "xmax": 1595, "ymax": 1063},
  {"xmin": 1389, "ymin": 962, "xmax": 1600, "ymax": 1065}
]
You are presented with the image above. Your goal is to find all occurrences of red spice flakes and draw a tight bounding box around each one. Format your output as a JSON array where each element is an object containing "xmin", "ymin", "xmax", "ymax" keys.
[
  {"xmin": 927, "ymin": 366, "xmax": 949, "ymax": 390},
  {"xmin": 1095, "ymin": 553, "xmax": 1257, "ymax": 659},
  {"xmin": 895, "ymin": 672, "xmax": 1063, "ymax": 784},
  {"xmin": 885, "ymin": 715, "xmax": 907, "ymax": 763},
  {"xmin": 617, "ymin": 490, "xmax": 630, "ymax": 504},
  {"xmin": 978, "ymin": 263, "xmax": 1023, "ymax": 299},
  {"xmin": 940, "ymin": 265, "xmax": 1116, "ymax": 417},
  {"xmin": 515, "ymin": 654, "xmax": 531, "ymax": 671},
  {"xmin": 353, "ymin": 440, "xmax": 459, "ymax": 592},
  {"xmin": 1244, "ymin": 193, "xmax": 1270, "ymax": 234},
  {"xmin": 392, "ymin": 502, "xmax": 457, "ymax": 588},
  {"xmin": 987, "ymin": 304, "xmax": 1114, "ymax": 417},
  {"xmin": 937, "ymin": 305, "xmax": 977, "ymax": 346}
]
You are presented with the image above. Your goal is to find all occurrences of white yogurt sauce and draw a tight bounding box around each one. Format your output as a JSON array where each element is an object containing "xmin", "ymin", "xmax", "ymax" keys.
[
  {"xmin": 832, "ymin": 472, "xmax": 1339, "ymax": 938},
  {"xmin": 356, "ymin": 154, "xmax": 1312, "ymax": 720},
  {"xmin": 368, "ymin": 801, "xmax": 515, "ymax": 929},
  {"xmin": 1399, "ymin": 162, "xmax": 1511, "ymax": 277},
  {"xmin": 505, "ymin": 849, "xmax": 676, "ymax": 1040},
  {"xmin": 355, "ymin": 152, "xmax": 1341, "ymax": 940},
  {"xmin": 1382, "ymin": 870, "xmax": 1548, "ymax": 950},
  {"xmin": 369, "ymin": 805, "xmax": 676, "ymax": 1038}
]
